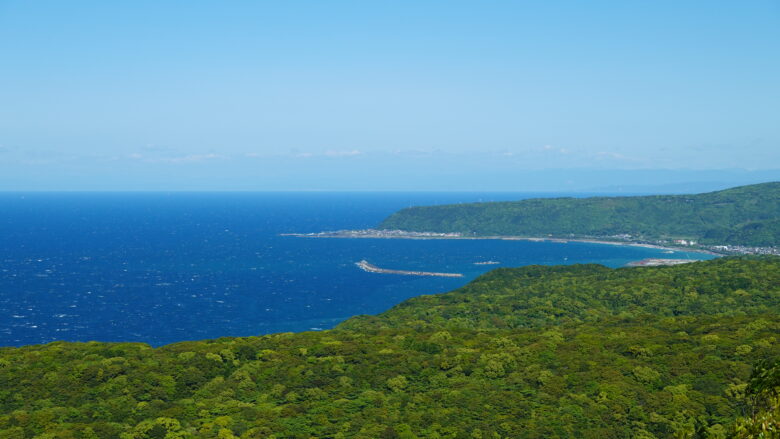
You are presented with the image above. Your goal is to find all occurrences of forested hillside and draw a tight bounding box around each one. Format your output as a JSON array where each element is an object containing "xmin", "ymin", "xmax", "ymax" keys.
[
  {"xmin": 339, "ymin": 256, "xmax": 780, "ymax": 331},
  {"xmin": 378, "ymin": 182, "xmax": 780, "ymax": 246},
  {"xmin": 1, "ymin": 257, "xmax": 779, "ymax": 438}
]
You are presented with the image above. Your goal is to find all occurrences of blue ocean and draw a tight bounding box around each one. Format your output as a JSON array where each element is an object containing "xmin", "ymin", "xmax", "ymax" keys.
[{"xmin": 0, "ymin": 192, "xmax": 714, "ymax": 347}]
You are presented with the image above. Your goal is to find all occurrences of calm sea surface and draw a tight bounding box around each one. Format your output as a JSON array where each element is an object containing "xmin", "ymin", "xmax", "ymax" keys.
[{"xmin": 0, "ymin": 192, "xmax": 714, "ymax": 346}]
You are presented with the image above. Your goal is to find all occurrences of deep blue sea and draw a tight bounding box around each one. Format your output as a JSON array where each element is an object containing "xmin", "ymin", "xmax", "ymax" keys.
[{"xmin": 0, "ymin": 192, "xmax": 714, "ymax": 347}]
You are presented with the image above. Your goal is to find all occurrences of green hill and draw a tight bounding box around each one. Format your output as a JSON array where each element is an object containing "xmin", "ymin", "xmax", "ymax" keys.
[
  {"xmin": 1, "ymin": 257, "xmax": 779, "ymax": 438},
  {"xmin": 378, "ymin": 182, "xmax": 780, "ymax": 246},
  {"xmin": 338, "ymin": 256, "xmax": 780, "ymax": 332}
]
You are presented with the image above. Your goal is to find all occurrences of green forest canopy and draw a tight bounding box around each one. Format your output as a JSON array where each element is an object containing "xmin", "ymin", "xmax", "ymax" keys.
[
  {"xmin": 1, "ymin": 256, "xmax": 779, "ymax": 438},
  {"xmin": 379, "ymin": 182, "xmax": 780, "ymax": 246}
]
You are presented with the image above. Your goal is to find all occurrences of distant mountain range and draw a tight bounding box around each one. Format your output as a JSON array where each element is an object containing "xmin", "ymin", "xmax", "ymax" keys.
[{"xmin": 379, "ymin": 182, "xmax": 780, "ymax": 246}]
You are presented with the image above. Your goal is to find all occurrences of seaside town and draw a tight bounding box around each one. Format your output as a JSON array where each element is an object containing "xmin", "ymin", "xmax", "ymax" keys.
[{"xmin": 606, "ymin": 234, "xmax": 780, "ymax": 256}]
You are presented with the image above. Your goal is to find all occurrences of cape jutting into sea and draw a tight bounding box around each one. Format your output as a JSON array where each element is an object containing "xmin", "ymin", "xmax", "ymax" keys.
[{"xmin": 0, "ymin": 192, "xmax": 714, "ymax": 346}]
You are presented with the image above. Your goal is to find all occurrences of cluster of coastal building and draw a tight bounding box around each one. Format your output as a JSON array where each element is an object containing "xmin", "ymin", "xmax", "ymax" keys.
[
  {"xmin": 705, "ymin": 245, "xmax": 780, "ymax": 256},
  {"xmin": 605, "ymin": 234, "xmax": 780, "ymax": 256}
]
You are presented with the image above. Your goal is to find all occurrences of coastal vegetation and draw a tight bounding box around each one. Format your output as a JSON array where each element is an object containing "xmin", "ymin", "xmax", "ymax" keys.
[
  {"xmin": 1, "ymin": 256, "xmax": 779, "ymax": 438},
  {"xmin": 378, "ymin": 182, "xmax": 780, "ymax": 247}
]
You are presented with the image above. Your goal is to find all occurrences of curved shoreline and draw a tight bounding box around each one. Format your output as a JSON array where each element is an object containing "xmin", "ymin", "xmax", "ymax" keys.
[{"xmin": 282, "ymin": 230, "xmax": 723, "ymax": 257}]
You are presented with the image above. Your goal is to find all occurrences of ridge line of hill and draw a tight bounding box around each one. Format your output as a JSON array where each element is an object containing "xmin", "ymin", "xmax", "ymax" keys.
[{"xmin": 378, "ymin": 181, "xmax": 780, "ymax": 250}]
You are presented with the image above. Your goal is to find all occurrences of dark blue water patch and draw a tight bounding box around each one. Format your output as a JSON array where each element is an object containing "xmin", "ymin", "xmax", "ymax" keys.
[{"xmin": 0, "ymin": 192, "xmax": 714, "ymax": 346}]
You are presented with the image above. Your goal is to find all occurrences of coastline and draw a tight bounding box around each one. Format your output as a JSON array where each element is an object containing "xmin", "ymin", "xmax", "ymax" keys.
[{"xmin": 282, "ymin": 230, "xmax": 724, "ymax": 257}]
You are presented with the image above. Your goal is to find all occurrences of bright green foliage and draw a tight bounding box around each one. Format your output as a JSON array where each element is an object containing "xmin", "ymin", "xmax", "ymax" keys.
[
  {"xmin": 378, "ymin": 182, "xmax": 780, "ymax": 246},
  {"xmin": 733, "ymin": 358, "xmax": 780, "ymax": 438},
  {"xmin": 340, "ymin": 256, "xmax": 780, "ymax": 331},
  {"xmin": 0, "ymin": 257, "xmax": 779, "ymax": 438}
]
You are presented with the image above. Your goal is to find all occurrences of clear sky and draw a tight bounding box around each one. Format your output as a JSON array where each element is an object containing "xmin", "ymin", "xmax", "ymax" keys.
[{"xmin": 1, "ymin": 1, "xmax": 778, "ymax": 191}]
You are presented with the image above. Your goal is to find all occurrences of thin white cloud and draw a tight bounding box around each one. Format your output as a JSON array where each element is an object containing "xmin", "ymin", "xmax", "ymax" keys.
[
  {"xmin": 324, "ymin": 149, "xmax": 362, "ymax": 157},
  {"xmin": 592, "ymin": 151, "xmax": 653, "ymax": 165},
  {"xmin": 595, "ymin": 151, "xmax": 627, "ymax": 160},
  {"xmin": 125, "ymin": 153, "xmax": 226, "ymax": 164},
  {"xmin": 388, "ymin": 149, "xmax": 437, "ymax": 157},
  {"xmin": 292, "ymin": 150, "xmax": 363, "ymax": 158},
  {"xmin": 164, "ymin": 153, "xmax": 224, "ymax": 163}
]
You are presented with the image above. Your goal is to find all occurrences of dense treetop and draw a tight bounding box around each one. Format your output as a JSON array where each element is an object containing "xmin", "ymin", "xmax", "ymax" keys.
[
  {"xmin": 378, "ymin": 182, "xmax": 780, "ymax": 246},
  {"xmin": 1, "ymin": 256, "xmax": 779, "ymax": 438},
  {"xmin": 339, "ymin": 256, "xmax": 780, "ymax": 331}
]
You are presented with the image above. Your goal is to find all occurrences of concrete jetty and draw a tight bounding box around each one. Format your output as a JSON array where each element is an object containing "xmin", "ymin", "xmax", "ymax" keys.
[
  {"xmin": 626, "ymin": 258, "xmax": 695, "ymax": 267},
  {"xmin": 356, "ymin": 260, "xmax": 463, "ymax": 278}
]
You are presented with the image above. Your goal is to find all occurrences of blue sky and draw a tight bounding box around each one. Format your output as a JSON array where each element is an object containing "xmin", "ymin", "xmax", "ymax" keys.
[{"xmin": 1, "ymin": 1, "xmax": 778, "ymax": 191}]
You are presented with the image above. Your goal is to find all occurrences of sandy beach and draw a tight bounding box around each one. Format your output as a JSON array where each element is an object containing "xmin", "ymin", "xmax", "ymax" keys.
[{"xmin": 283, "ymin": 229, "xmax": 723, "ymax": 257}]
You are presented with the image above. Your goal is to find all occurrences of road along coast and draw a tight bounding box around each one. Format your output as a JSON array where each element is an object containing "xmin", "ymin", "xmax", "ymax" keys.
[{"xmin": 282, "ymin": 229, "xmax": 723, "ymax": 256}]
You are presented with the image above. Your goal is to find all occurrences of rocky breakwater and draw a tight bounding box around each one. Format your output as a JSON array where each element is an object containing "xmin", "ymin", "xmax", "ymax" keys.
[{"xmin": 356, "ymin": 260, "xmax": 464, "ymax": 277}]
